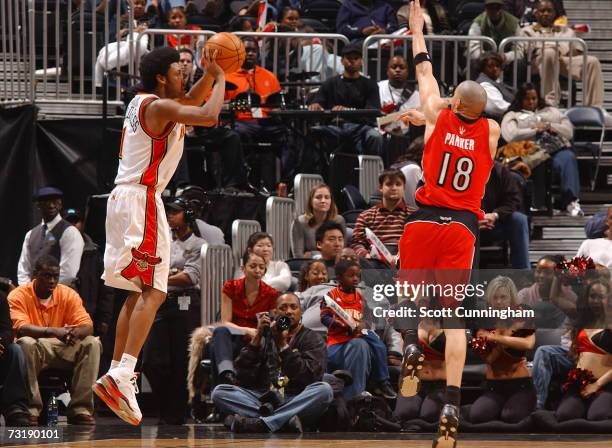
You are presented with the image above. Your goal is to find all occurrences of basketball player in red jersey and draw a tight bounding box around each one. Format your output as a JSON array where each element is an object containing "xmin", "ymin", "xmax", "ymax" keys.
[
  {"xmin": 93, "ymin": 47, "xmax": 225, "ymax": 425},
  {"xmin": 397, "ymin": 2, "xmax": 500, "ymax": 447}
]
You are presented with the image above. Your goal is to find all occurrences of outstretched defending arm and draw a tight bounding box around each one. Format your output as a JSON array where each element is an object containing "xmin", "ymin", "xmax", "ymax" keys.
[{"xmin": 408, "ymin": 1, "xmax": 447, "ymax": 126}]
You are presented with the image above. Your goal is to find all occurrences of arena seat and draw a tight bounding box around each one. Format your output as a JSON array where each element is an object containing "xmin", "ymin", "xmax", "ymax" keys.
[
  {"xmin": 200, "ymin": 244, "xmax": 234, "ymax": 325},
  {"xmin": 565, "ymin": 106, "xmax": 606, "ymax": 191},
  {"xmin": 293, "ymin": 173, "xmax": 324, "ymax": 216},
  {"xmin": 266, "ymin": 196, "xmax": 295, "ymax": 260},
  {"xmin": 358, "ymin": 155, "xmax": 385, "ymax": 203},
  {"xmin": 342, "ymin": 185, "xmax": 368, "ymax": 211},
  {"xmin": 231, "ymin": 219, "xmax": 261, "ymax": 266}
]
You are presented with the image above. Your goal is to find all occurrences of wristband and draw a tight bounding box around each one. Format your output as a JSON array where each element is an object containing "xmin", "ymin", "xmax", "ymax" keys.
[{"xmin": 414, "ymin": 52, "xmax": 431, "ymax": 66}]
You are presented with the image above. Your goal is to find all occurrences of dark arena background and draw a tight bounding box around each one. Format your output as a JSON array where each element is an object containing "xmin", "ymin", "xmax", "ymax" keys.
[{"xmin": 1, "ymin": 0, "xmax": 612, "ymax": 447}]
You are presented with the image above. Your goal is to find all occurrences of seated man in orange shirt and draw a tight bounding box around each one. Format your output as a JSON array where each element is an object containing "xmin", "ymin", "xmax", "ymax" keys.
[
  {"xmin": 225, "ymin": 37, "xmax": 291, "ymax": 192},
  {"xmin": 8, "ymin": 255, "xmax": 101, "ymax": 426}
]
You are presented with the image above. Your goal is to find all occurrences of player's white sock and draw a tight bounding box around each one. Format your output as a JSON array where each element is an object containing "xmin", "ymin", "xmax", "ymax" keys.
[
  {"xmin": 109, "ymin": 360, "xmax": 120, "ymax": 371},
  {"xmin": 119, "ymin": 353, "xmax": 137, "ymax": 374}
]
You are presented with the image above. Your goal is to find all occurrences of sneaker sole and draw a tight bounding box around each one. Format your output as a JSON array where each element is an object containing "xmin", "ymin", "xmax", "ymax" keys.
[
  {"xmin": 93, "ymin": 375, "xmax": 141, "ymax": 426},
  {"xmin": 432, "ymin": 412, "xmax": 459, "ymax": 448},
  {"xmin": 399, "ymin": 351, "xmax": 424, "ymax": 397}
]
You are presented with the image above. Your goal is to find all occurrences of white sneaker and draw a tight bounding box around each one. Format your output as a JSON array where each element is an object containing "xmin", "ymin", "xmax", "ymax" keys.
[
  {"xmin": 566, "ymin": 200, "xmax": 584, "ymax": 217},
  {"xmin": 93, "ymin": 367, "xmax": 142, "ymax": 425}
]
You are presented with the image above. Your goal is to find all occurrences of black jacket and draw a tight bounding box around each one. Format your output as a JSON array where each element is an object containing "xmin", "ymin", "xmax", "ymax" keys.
[
  {"xmin": 481, "ymin": 162, "xmax": 523, "ymax": 221},
  {"xmin": 235, "ymin": 326, "xmax": 327, "ymax": 396},
  {"xmin": 0, "ymin": 291, "xmax": 13, "ymax": 358}
]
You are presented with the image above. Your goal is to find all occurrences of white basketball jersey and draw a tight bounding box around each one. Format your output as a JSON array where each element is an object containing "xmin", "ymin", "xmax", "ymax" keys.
[{"xmin": 115, "ymin": 93, "xmax": 186, "ymax": 192}]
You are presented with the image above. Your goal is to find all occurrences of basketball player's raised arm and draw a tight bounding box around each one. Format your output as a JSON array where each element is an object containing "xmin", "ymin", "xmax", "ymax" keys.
[{"xmin": 407, "ymin": 1, "xmax": 446, "ymax": 125}]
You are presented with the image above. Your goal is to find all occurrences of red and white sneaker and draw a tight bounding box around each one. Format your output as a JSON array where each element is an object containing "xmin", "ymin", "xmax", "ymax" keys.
[{"xmin": 93, "ymin": 368, "xmax": 142, "ymax": 425}]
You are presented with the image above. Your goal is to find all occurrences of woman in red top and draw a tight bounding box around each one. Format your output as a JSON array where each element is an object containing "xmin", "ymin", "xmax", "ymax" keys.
[
  {"xmin": 395, "ymin": 294, "xmax": 448, "ymax": 424},
  {"xmin": 469, "ymin": 276, "xmax": 536, "ymax": 424},
  {"xmin": 555, "ymin": 279, "xmax": 612, "ymax": 421},
  {"xmin": 211, "ymin": 252, "xmax": 279, "ymax": 385},
  {"xmin": 165, "ymin": 7, "xmax": 201, "ymax": 49}
]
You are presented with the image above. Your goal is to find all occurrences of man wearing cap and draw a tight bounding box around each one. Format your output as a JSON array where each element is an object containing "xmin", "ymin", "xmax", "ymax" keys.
[
  {"xmin": 17, "ymin": 187, "xmax": 84, "ymax": 288},
  {"xmin": 309, "ymin": 42, "xmax": 383, "ymax": 157},
  {"xmin": 468, "ymin": 0, "xmax": 521, "ymax": 63},
  {"xmin": 141, "ymin": 196, "xmax": 205, "ymax": 424}
]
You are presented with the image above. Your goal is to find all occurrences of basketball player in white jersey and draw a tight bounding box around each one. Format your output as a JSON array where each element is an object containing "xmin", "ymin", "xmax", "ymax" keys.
[{"xmin": 93, "ymin": 47, "xmax": 225, "ymax": 425}]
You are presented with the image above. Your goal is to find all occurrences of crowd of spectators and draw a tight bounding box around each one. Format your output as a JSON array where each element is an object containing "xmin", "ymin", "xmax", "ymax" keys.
[{"xmin": 3, "ymin": 0, "xmax": 612, "ymax": 434}]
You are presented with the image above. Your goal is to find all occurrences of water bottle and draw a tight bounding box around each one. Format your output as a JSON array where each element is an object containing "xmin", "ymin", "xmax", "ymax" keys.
[{"xmin": 47, "ymin": 392, "xmax": 58, "ymax": 426}]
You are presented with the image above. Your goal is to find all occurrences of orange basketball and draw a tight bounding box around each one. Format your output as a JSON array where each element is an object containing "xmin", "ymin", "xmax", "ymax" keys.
[{"xmin": 205, "ymin": 32, "xmax": 246, "ymax": 74}]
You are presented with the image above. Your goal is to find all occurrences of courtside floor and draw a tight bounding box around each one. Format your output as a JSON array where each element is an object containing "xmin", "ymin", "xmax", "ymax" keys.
[{"xmin": 1, "ymin": 419, "xmax": 610, "ymax": 448}]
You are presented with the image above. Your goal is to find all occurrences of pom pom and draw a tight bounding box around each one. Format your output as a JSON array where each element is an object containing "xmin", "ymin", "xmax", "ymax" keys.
[
  {"xmin": 557, "ymin": 256, "xmax": 596, "ymax": 285},
  {"xmin": 562, "ymin": 367, "xmax": 596, "ymax": 392}
]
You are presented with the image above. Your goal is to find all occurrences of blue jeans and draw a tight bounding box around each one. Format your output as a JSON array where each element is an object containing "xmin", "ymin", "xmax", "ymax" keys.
[
  {"xmin": 327, "ymin": 332, "xmax": 390, "ymax": 400},
  {"xmin": 532, "ymin": 345, "xmax": 573, "ymax": 409},
  {"xmin": 552, "ymin": 149, "xmax": 580, "ymax": 208},
  {"xmin": 314, "ymin": 123, "xmax": 384, "ymax": 157},
  {"xmin": 211, "ymin": 382, "xmax": 333, "ymax": 432},
  {"xmin": 480, "ymin": 211, "xmax": 530, "ymax": 269}
]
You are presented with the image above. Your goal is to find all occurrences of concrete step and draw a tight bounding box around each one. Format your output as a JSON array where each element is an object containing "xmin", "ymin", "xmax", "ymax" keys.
[
  {"xmin": 541, "ymin": 227, "xmax": 586, "ymax": 239},
  {"xmin": 530, "ymin": 240, "xmax": 582, "ymax": 251},
  {"xmin": 581, "ymin": 203, "xmax": 612, "ymax": 214},
  {"xmin": 532, "ymin": 216, "xmax": 589, "ymax": 227}
]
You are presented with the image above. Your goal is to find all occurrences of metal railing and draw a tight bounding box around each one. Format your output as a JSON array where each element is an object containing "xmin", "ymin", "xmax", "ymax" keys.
[
  {"xmin": 266, "ymin": 196, "xmax": 295, "ymax": 261},
  {"xmin": 362, "ymin": 34, "xmax": 497, "ymax": 84},
  {"xmin": 293, "ymin": 173, "xmax": 324, "ymax": 216},
  {"xmin": 499, "ymin": 36, "xmax": 588, "ymax": 108},
  {"xmin": 1, "ymin": 0, "xmax": 33, "ymax": 104},
  {"xmin": 358, "ymin": 155, "xmax": 384, "ymax": 202},
  {"xmin": 232, "ymin": 31, "xmax": 349, "ymax": 83},
  {"xmin": 230, "ymin": 219, "xmax": 261, "ymax": 267},
  {"xmin": 200, "ymin": 243, "xmax": 234, "ymax": 325}
]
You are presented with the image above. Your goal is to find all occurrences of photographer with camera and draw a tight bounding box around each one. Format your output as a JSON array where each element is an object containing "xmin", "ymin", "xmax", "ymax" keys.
[{"xmin": 211, "ymin": 293, "xmax": 333, "ymax": 433}]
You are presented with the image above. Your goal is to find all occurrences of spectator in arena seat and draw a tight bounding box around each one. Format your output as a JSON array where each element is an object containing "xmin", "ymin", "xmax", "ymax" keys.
[
  {"xmin": 297, "ymin": 260, "xmax": 329, "ymax": 294},
  {"xmin": 297, "ymin": 25, "xmax": 344, "ymax": 83},
  {"xmin": 396, "ymin": 0, "xmax": 451, "ymax": 35},
  {"xmin": 322, "ymin": 260, "xmax": 396, "ymax": 400},
  {"xmin": 351, "ymin": 169, "xmax": 413, "ymax": 261},
  {"xmin": 9, "ymin": 255, "xmax": 101, "ymax": 426},
  {"xmin": 336, "ymin": 0, "xmax": 398, "ymax": 43},
  {"xmin": 480, "ymin": 162, "xmax": 530, "ymax": 269},
  {"xmin": 504, "ymin": 0, "xmax": 567, "ymax": 26},
  {"xmin": 94, "ymin": 0, "xmax": 152, "ymax": 88},
  {"xmin": 17, "ymin": 187, "xmax": 84, "ymax": 288},
  {"xmin": 501, "ymin": 83, "xmax": 583, "ymax": 216},
  {"xmin": 517, "ymin": 255, "xmax": 577, "ymax": 328},
  {"xmin": 476, "ymin": 52, "xmax": 516, "ymax": 120},
  {"xmin": 0, "ymin": 282, "xmax": 30, "ymax": 426},
  {"xmin": 141, "ymin": 197, "xmax": 205, "ymax": 424},
  {"xmin": 212, "ymin": 252, "xmax": 279, "ymax": 385},
  {"xmin": 224, "ymin": 37, "xmax": 289, "ymax": 191},
  {"xmin": 315, "ymin": 221, "xmax": 347, "ymax": 274},
  {"xmin": 291, "ymin": 184, "xmax": 346, "ymax": 258},
  {"xmin": 518, "ymin": 0, "xmax": 607, "ymax": 112},
  {"xmin": 146, "ymin": 0, "xmax": 186, "ymax": 21},
  {"xmin": 177, "ymin": 185, "xmax": 226, "ymax": 244},
  {"xmin": 212, "ymin": 292, "xmax": 333, "ymax": 432},
  {"xmin": 235, "ymin": 232, "xmax": 292, "ymax": 292},
  {"xmin": 576, "ymin": 207, "xmax": 612, "ymax": 268},
  {"xmin": 469, "ymin": 276, "xmax": 537, "ymax": 424},
  {"xmin": 584, "ymin": 207, "xmax": 612, "ymax": 239},
  {"xmin": 378, "ymin": 56, "xmax": 421, "ymax": 135},
  {"xmin": 468, "ymin": 0, "xmax": 520, "ymax": 64},
  {"xmin": 309, "ymin": 42, "xmax": 384, "ymax": 157},
  {"xmin": 164, "ymin": 6, "xmax": 201, "ymax": 48}
]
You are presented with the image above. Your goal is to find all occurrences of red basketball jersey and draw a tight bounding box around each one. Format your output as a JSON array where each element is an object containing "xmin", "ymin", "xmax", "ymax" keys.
[{"xmin": 415, "ymin": 108, "xmax": 493, "ymax": 220}]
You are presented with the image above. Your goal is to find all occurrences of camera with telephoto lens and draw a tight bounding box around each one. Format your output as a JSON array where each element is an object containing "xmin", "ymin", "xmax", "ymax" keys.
[{"xmin": 275, "ymin": 315, "xmax": 291, "ymax": 332}]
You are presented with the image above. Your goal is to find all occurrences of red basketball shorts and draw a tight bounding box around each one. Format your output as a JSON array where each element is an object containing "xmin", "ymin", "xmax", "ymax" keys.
[{"xmin": 398, "ymin": 205, "xmax": 478, "ymax": 309}]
